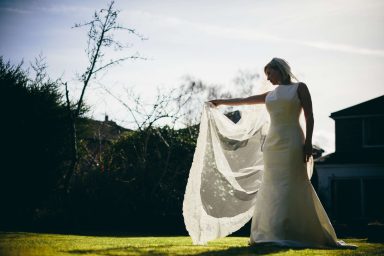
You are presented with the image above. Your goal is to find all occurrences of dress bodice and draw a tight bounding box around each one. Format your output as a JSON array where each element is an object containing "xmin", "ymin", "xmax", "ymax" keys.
[
  {"xmin": 263, "ymin": 83, "xmax": 304, "ymax": 153},
  {"xmin": 265, "ymin": 83, "xmax": 301, "ymax": 127}
]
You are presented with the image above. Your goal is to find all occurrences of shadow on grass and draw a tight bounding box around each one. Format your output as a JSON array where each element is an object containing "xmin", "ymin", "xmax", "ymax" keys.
[
  {"xmin": 195, "ymin": 243, "xmax": 361, "ymax": 256},
  {"xmin": 65, "ymin": 244, "xmax": 291, "ymax": 256},
  {"xmin": 195, "ymin": 244, "xmax": 291, "ymax": 256},
  {"xmin": 66, "ymin": 245, "xmax": 169, "ymax": 256}
]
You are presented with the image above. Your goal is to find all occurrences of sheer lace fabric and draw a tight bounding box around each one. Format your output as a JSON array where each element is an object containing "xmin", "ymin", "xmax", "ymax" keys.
[{"xmin": 183, "ymin": 103, "xmax": 270, "ymax": 245}]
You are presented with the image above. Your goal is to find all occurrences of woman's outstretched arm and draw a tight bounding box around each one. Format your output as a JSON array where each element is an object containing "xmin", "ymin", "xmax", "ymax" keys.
[
  {"xmin": 297, "ymin": 82, "xmax": 314, "ymax": 163},
  {"xmin": 209, "ymin": 92, "xmax": 270, "ymax": 106}
]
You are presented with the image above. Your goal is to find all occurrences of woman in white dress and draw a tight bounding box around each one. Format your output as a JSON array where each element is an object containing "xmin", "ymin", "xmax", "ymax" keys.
[{"xmin": 183, "ymin": 58, "xmax": 355, "ymax": 248}]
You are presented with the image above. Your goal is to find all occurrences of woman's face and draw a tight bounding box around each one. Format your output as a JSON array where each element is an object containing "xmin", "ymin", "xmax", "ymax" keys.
[{"xmin": 265, "ymin": 67, "xmax": 282, "ymax": 85}]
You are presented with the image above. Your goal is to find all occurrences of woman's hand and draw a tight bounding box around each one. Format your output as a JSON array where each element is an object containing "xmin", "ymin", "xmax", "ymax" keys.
[
  {"xmin": 208, "ymin": 99, "xmax": 222, "ymax": 107},
  {"xmin": 303, "ymin": 143, "xmax": 313, "ymax": 162}
]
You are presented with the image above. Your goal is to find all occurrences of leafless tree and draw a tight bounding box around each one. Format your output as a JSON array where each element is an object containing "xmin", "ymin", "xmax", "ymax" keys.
[
  {"xmin": 232, "ymin": 69, "xmax": 260, "ymax": 97},
  {"xmin": 29, "ymin": 53, "xmax": 49, "ymax": 87},
  {"xmin": 100, "ymin": 69, "xmax": 262, "ymax": 171},
  {"xmin": 62, "ymin": 1, "xmax": 146, "ymax": 191},
  {"xmin": 173, "ymin": 70, "xmax": 262, "ymax": 127},
  {"xmin": 103, "ymin": 68, "xmax": 263, "ymax": 131}
]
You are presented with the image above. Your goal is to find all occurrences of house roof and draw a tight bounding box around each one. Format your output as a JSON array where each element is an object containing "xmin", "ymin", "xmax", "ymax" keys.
[
  {"xmin": 330, "ymin": 95, "xmax": 384, "ymax": 119},
  {"xmin": 315, "ymin": 150, "xmax": 384, "ymax": 165}
]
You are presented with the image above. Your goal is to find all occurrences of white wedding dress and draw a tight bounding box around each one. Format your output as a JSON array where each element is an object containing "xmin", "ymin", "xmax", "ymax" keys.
[
  {"xmin": 183, "ymin": 83, "xmax": 355, "ymax": 248},
  {"xmin": 250, "ymin": 83, "xmax": 345, "ymax": 247}
]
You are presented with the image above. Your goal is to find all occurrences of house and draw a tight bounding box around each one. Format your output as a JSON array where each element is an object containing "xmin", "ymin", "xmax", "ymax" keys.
[{"xmin": 315, "ymin": 95, "xmax": 384, "ymax": 224}]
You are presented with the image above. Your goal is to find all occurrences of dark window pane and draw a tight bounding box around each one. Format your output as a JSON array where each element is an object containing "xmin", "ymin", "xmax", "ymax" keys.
[{"xmin": 364, "ymin": 117, "xmax": 384, "ymax": 146}]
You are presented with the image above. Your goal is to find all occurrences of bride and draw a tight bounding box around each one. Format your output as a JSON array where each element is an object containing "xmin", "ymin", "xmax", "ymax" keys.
[{"xmin": 182, "ymin": 58, "xmax": 356, "ymax": 248}]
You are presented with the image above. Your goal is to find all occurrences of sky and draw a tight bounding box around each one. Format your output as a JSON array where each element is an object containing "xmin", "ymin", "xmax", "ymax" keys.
[{"xmin": 1, "ymin": 0, "xmax": 384, "ymax": 153}]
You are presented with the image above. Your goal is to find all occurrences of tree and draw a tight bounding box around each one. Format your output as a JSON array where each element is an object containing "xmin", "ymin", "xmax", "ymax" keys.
[
  {"xmin": 99, "ymin": 69, "xmax": 263, "ymax": 178},
  {"xmin": 62, "ymin": 1, "xmax": 146, "ymax": 190},
  {"xmin": 173, "ymin": 69, "xmax": 264, "ymax": 126}
]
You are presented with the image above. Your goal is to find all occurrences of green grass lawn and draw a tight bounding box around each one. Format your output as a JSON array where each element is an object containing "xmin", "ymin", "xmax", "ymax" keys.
[{"xmin": 0, "ymin": 232, "xmax": 383, "ymax": 256}]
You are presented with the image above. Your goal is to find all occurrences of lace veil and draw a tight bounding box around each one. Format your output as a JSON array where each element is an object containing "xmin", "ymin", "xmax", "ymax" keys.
[{"xmin": 182, "ymin": 102, "xmax": 270, "ymax": 245}]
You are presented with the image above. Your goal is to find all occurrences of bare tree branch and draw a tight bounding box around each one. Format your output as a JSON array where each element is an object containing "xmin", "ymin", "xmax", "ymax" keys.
[
  {"xmin": 102, "ymin": 86, "xmax": 142, "ymax": 131},
  {"xmin": 91, "ymin": 55, "xmax": 146, "ymax": 75},
  {"xmin": 61, "ymin": 1, "xmax": 146, "ymax": 190}
]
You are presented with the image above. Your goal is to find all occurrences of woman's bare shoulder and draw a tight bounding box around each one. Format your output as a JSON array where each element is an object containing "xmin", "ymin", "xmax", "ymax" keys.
[{"xmin": 297, "ymin": 82, "xmax": 310, "ymax": 93}]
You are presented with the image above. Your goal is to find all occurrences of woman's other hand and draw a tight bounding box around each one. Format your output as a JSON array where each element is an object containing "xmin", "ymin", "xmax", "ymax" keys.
[{"xmin": 303, "ymin": 143, "xmax": 313, "ymax": 162}]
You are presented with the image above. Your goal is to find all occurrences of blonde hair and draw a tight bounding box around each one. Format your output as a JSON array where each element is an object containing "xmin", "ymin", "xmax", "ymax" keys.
[{"xmin": 264, "ymin": 58, "xmax": 298, "ymax": 84}]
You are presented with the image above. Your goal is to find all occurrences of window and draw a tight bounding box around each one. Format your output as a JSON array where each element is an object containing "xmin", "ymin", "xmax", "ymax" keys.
[{"xmin": 363, "ymin": 116, "xmax": 384, "ymax": 147}]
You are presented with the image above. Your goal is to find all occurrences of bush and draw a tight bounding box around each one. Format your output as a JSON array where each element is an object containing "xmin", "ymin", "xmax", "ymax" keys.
[
  {"xmin": 59, "ymin": 126, "xmax": 198, "ymax": 233},
  {"xmin": 0, "ymin": 57, "xmax": 71, "ymax": 228}
]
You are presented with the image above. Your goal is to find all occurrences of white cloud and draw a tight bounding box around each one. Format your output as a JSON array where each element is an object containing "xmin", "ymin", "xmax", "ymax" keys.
[
  {"xmin": 127, "ymin": 10, "xmax": 384, "ymax": 58},
  {"xmin": 295, "ymin": 40, "xmax": 384, "ymax": 57},
  {"xmin": 35, "ymin": 4, "xmax": 92, "ymax": 14},
  {"xmin": 0, "ymin": 7, "xmax": 31, "ymax": 14}
]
